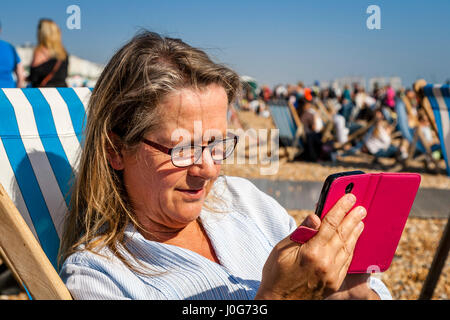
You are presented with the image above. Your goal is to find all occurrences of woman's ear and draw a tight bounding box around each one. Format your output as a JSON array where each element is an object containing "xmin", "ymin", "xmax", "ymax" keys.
[{"xmin": 107, "ymin": 132, "xmax": 125, "ymax": 170}]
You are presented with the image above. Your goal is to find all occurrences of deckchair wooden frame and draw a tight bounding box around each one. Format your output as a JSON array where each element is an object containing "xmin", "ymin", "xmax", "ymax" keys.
[
  {"xmin": 413, "ymin": 79, "xmax": 439, "ymax": 138},
  {"xmin": 312, "ymin": 97, "xmax": 334, "ymax": 143},
  {"xmin": 419, "ymin": 212, "xmax": 450, "ymax": 300},
  {"xmin": 0, "ymin": 183, "xmax": 72, "ymax": 300},
  {"xmin": 287, "ymin": 101, "xmax": 304, "ymax": 135},
  {"xmin": 0, "ymin": 245, "xmax": 25, "ymax": 293},
  {"xmin": 286, "ymin": 101, "xmax": 305, "ymax": 161}
]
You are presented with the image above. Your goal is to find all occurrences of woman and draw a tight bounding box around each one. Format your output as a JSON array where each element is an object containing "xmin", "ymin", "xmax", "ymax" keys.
[
  {"xmin": 28, "ymin": 19, "xmax": 68, "ymax": 87},
  {"xmin": 59, "ymin": 31, "xmax": 391, "ymax": 300}
]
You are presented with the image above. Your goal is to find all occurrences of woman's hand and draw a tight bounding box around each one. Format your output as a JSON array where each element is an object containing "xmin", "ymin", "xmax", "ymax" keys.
[
  {"xmin": 255, "ymin": 193, "xmax": 367, "ymax": 300},
  {"xmin": 325, "ymin": 274, "xmax": 380, "ymax": 300}
]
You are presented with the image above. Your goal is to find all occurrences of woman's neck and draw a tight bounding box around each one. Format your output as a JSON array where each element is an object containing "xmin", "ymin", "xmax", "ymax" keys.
[{"xmin": 138, "ymin": 218, "xmax": 220, "ymax": 264}]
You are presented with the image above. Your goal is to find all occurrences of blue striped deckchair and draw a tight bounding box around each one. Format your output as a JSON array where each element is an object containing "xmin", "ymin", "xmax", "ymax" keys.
[
  {"xmin": 423, "ymin": 84, "xmax": 450, "ymax": 176},
  {"xmin": 267, "ymin": 99, "xmax": 304, "ymax": 160},
  {"xmin": 417, "ymin": 83, "xmax": 450, "ymax": 299},
  {"xmin": 0, "ymin": 87, "xmax": 91, "ymax": 299},
  {"xmin": 395, "ymin": 97, "xmax": 441, "ymax": 171}
]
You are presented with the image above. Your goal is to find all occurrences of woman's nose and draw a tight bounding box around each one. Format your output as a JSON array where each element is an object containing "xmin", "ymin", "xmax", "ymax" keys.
[{"xmin": 189, "ymin": 147, "xmax": 218, "ymax": 178}]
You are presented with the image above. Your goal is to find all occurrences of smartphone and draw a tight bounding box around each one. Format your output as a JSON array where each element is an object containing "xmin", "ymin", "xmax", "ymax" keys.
[
  {"xmin": 314, "ymin": 170, "xmax": 365, "ymax": 218},
  {"xmin": 291, "ymin": 171, "xmax": 421, "ymax": 273}
]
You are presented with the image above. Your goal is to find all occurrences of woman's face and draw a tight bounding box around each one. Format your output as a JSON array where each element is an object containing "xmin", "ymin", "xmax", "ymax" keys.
[{"xmin": 115, "ymin": 84, "xmax": 229, "ymax": 233}]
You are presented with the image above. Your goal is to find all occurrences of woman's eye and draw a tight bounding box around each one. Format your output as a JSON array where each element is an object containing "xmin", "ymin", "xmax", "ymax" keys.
[{"xmin": 212, "ymin": 145, "xmax": 224, "ymax": 155}]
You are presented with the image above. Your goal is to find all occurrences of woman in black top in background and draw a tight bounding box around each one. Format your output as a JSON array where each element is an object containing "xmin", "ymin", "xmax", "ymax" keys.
[{"xmin": 28, "ymin": 19, "xmax": 68, "ymax": 87}]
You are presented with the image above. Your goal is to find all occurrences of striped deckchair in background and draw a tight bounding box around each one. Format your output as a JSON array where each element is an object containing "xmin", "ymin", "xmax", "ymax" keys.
[
  {"xmin": 0, "ymin": 87, "xmax": 91, "ymax": 299},
  {"xmin": 417, "ymin": 82, "xmax": 450, "ymax": 300},
  {"xmin": 395, "ymin": 97, "xmax": 441, "ymax": 171},
  {"xmin": 422, "ymin": 84, "xmax": 450, "ymax": 176},
  {"xmin": 267, "ymin": 99, "xmax": 304, "ymax": 161}
]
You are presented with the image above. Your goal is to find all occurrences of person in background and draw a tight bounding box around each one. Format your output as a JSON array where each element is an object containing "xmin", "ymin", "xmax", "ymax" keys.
[
  {"xmin": 311, "ymin": 80, "xmax": 320, "ymax": 97},
  {"xmin": 417, "ymin": 110, "xmax": 440, "ymax": 149},
  {"xmin": 372, "ymin": 82, "xmax": 381, "ymax": 101},
  {"xmin": 28, "ymin": 19, "xmax": 68, "ymax": 87},
  {"xmin": 259, "ymin": 84, "xmax": 272, "ymax": 102},
  {"xmin": 404, "ymin": 89, "xmax": 419, "ymax": 128},
  {"xmin": 287, "ymin": 84, "xmax": 298, "ymax": 106},
  {"xmin": 0, "ymin": 20, "xmax": 25, "ymax": 88},
  {"xmin": 342, "ymin": 84, "xmax": 351, "ymax": 103},
  {"xmin": 297, "ymin": 102, "xmax": 324, "ymax": 162},
  {"xmin": 339, "ymin": 85, "xmax": 354, "ymax": 125},
  {"xmin": 364, "ymin": 110, "xmax": 398, "ymax": 159},
  {"xmin": 274, "ymin": 84, "xmax": 287, "ymax": 99},
  {"xmin": 383, "ymin": 85, "xmax": 396, "ymax": 109},
  {"xmin": 293, "ymin": 81, "xmax": 306, "ymax": 110}
]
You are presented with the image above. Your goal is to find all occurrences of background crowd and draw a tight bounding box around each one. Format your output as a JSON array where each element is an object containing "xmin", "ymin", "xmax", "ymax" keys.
[{"xmin": 237, "ymin": 79, "xmax": 445, "ymax": 171}]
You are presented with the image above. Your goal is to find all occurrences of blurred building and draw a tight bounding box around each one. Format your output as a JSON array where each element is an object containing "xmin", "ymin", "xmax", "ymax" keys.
[
  {"xmin": 317, "ymin": 76, "xmax": 403, "ymax": 93},
  {"xmin": 368, "ymin": 77, "xmax": 402, "ymax": 92},
  {"xmin": 331, "ymin": 76, "xmax": 366, "ymax": 91},
  {"xmin": 16, "ymin": 44, "xmax": 104, "ymax": 87}
]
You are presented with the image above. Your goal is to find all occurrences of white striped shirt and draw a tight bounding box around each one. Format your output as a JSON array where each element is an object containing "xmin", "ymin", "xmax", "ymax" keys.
[{"xmin": 59, "ymin": 176, "xmax": 392, "ymax": 300}]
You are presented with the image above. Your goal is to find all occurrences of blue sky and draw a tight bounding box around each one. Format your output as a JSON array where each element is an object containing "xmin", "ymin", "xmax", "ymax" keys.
[{"xmin": 1, "ymin": 0, "xmax": 449, "ymax": 88}]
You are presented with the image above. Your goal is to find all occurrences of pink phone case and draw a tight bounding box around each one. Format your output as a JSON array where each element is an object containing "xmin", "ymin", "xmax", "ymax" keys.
[{"xmin": 290, "ymin": 172, "xmax": 421, "ymax": 273}]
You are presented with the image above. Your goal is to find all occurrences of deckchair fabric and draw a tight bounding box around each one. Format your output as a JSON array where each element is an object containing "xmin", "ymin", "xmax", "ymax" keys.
[
  {"xmin": 268, "ymin": 100, "xmax": 298, "ymax": 145},
  {"xmin": 0, "ymin": 88, "xmax": 91, "ymax": 269},
  {"xmin": 423, "ymin": 85, "xmax": 450, "ymax": 176}
]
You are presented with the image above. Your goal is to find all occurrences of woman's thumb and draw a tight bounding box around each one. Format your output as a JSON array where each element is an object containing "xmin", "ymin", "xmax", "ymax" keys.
[{"xmin": 300, "ymin": 214, "xmax": 321, "ymax": 230}]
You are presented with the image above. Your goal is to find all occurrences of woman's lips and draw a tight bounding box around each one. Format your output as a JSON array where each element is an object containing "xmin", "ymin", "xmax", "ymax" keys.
[{"xmin": 175, "ymin": 187, "xmax": 205, "ymax": 199}]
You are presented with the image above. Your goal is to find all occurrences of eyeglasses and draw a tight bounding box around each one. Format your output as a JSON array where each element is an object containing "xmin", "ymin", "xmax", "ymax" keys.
[{"xmin": 141, "ymin": 133, "xmax": 239, "ymax": 168}]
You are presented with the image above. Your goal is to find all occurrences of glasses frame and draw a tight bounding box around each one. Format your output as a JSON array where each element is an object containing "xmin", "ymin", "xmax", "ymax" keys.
[{"xmin": 141, "ymin": 132, "xmax": 239, "ymax": 168}]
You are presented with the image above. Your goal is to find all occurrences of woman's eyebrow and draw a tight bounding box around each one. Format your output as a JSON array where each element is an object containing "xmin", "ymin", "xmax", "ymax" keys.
[
  {"xmin": 170, "ymin": 131, "xmax": 227, "ymax": 147},
  {"xmin": 172, "ymin": 138, "xmax": 217, "ymax": 148}
]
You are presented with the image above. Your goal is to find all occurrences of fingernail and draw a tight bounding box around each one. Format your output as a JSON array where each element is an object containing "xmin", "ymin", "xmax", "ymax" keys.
[
  {"xmin": 358, "ymin": 206, "xmax": 367, "ymax": 219},
  {"xmin": 358, "ymin": 221, "xmax": 364, "ymax": 231},
  {"xmin": 346, "ymin": 193, "xmax": 356, "ymax": 205}
]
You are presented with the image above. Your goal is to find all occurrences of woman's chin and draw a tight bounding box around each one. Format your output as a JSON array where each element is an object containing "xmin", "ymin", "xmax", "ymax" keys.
[{"xmin": 172, "ymin": 203, "xmax": 204, "ymax": 223}]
